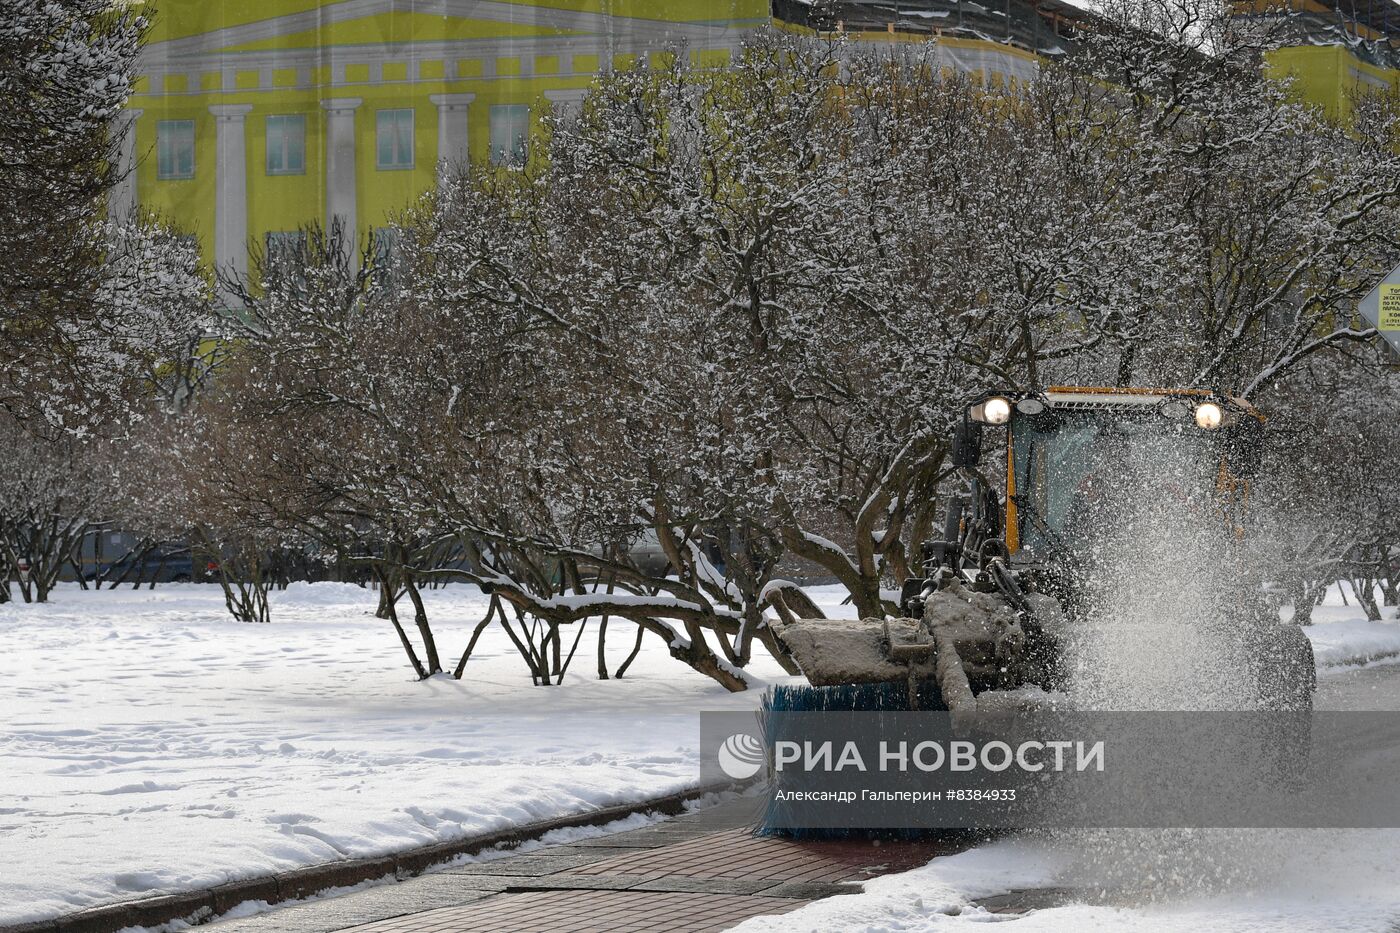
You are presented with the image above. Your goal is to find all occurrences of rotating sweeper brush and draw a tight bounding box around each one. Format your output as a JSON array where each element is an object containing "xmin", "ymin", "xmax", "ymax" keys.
[
  {"xmin": 770, "ymin": 577, "xmax": 1068, "ymax": 722},
  {"xmin": 757, "ymin": 387, "xmax": 1317, "ymax": 835}
]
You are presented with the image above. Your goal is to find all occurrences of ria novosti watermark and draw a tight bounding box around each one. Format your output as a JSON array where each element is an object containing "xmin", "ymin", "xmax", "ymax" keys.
[
  {"xmin": 701, "ymin": 710, "xmax": 1400, "ymax": 829},
  {"xmin": 717, "ymin": 732, "xmax": 765, "ymax": 780},
  {"xmin": 768, "ymin": 737, "xmax": 1104, "ymax": 774}
]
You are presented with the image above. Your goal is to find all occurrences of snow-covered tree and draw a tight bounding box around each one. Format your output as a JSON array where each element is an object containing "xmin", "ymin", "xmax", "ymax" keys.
[
  {"xmin": 1043, "ymin": 0, "xmax": 1400, "ymax": 395},
  {"xmin": 0, "ymin": 1, "xmax": 210, "ymax": 437},
  {"xmin": 0, "ymin": 417, "xmax": 104, "ymax": 603},
  {"xmin": 1256, "ymin": 349, "xmax": 1400, "ymax": 621}
]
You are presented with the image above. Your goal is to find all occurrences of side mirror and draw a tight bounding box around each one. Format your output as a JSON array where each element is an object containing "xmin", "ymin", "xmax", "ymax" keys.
[{"xmin": 952, "ymin": 417, "xmax": 983, "ymax": 469}]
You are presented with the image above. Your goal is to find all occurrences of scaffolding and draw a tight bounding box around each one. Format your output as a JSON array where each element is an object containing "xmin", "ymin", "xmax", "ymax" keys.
[
  {"xmin": 1235, "ymin": 0, "xmax": 1400, "ymax": 68},
  {"xmin": 771, "ymin": 0, "xmax": 1092, "ymax": 57}
]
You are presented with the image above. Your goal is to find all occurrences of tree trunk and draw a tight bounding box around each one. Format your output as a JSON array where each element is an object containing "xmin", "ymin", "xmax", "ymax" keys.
[
  {"xmin": 497, "ymin": 610, "xmax": 551, "ymax": 684},
  {"xmin": 1379, "ymin": 546, "xmax": 1398, "ymax": 607},
  {"xmin": 375, "ymin": 578, "xmax": 397, "ymax": 619},
  {"xmin": 376, "ymin": 567, "xmax": 429, "ymax": 679},
  {"xmin": 1353, "ymin": 577, "xmax": 1382, "ymax": 622},
  {"xmin": 556, "ymin": 620, "xmax": 589, "ymax": 684},
  {"xmin": 658, "ymin": 621, "xmax": 748, "ymax": 692},
  {"xmin": 670, "ymin": 628, "xmax": 748, "ymax": 692},
  {"xmin": 596, "ymin": 614, "xmax": 610, "ymax": 680},
  {"xmin": 615, "ymin": 623, "xmax": 645, "ymax": 678},
  {"xmin": 453, "ymin": 595, "xmax": 501, "ymax": 679},
  {"xmin": 757, "ymin": 624, "xmax": 802, "ymax": 676},
  {"xmin": 402, "ymin": 576, "xmax": 443, "ymax": 675},
  {"xmin": 549, "ymin": 621, "xmax": 563, "ymax": 680}
]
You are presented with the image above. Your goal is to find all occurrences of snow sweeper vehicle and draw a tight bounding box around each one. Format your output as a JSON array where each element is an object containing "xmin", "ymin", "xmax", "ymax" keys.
[{"xmin": 772, "ymin": 387, "xmax": 1317, "ymax": 720}]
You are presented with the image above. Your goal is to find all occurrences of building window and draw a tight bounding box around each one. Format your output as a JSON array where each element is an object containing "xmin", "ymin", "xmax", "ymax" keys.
[
  {"xmin": 372, "ymin": 227, "xmax": 398, "ymax": 267},
  {"xmin": 371, "ymin": 227, "xmax": 400, "ymax": 284},
  {"xmin": 376, "ymin": 108, "xmax": 415, "ymax": 169},
  {"xmin": 266, "ymin": 114, "xmax": 306, "ymax": 175},
  {"xmin": 264, "ymin": 231, "xmax": 306, "ymax": 277},
  {"xmin": 489, "ymin": 105, "xmax": 529, "ymax": 166},
  {"xmin": 157, "ymin": 120, "xmax": 195, "ymax": 179}
]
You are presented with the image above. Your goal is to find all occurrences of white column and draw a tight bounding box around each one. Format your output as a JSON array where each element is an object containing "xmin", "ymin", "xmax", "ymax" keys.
[
  {"xmin": 210, "ymin": 104, "xmax": 253, "ymax": 297},
  {"xmin": 543, "ymin": 88, "xmax": 587, "ymax": 125},
  {"xmin": 429, "ymin": 93, "xmax": 475, "ymax": 185},
  {"xmin": 321, "ymin": 97, "xmax": 362, "ymax": 243},
  {"xmin": 110, "ymin": 108, "xmax": 143, "ymax": 222}
]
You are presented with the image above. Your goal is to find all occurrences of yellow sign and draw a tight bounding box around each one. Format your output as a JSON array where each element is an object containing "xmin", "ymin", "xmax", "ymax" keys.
[{"xmin": 1381, "ymin": 284, "xmax": 1400, "ymax": 329}]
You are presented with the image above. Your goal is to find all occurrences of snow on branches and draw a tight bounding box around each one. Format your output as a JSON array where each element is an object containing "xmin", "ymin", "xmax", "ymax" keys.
[{"xmin": 0, "ymin": 0, "xmax": 209, "ymax": 433}]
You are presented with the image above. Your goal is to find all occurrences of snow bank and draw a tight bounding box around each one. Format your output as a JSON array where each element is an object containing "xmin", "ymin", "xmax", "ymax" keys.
[
  {"xmin": 0, "ymin": 583, "xmax": 802, "ymax": 926},
  {"xmin": 1308, "ymin": 618, "xmax": 1400, "ymax": 668},
  {"xmin": 733, "ymin": 829, "xmax": 1400, "ymax": 932},
  {"xmin": 1302, "ymin": 585, "xmax": 1400, "ymax": 668}
]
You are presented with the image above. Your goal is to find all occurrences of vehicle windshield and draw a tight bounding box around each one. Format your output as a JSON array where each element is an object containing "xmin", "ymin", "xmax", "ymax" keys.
[{"xmin": 1010, "ymin": 411, "xmax": 1218, "ymax": 558}]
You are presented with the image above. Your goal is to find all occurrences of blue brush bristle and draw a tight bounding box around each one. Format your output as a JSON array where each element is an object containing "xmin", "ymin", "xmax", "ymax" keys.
[
  {"xmin": 763, "ymin": 681, "xmax": 947, "ymax": 713},
  {"xmin": 755, "ymin": 679, "xmax": 947, "ymax": 838}
]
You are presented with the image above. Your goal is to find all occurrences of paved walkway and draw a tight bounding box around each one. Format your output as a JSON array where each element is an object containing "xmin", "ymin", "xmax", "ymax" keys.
[{"xmin": 204, "ymin": 796, "xmax": 973, "ymax": 933}]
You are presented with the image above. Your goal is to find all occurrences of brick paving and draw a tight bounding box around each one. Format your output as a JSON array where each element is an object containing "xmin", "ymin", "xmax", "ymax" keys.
[
  {"xmin": 563, "ymin": 830, "xmax": 940, "ymax": 884},
  {"xmin": 205, "ymin": 796, "xmax": 973, "ymax": 933},
  {"xmin": 340, "ymin": 891, "xmax": 808, "ymax": 933}
]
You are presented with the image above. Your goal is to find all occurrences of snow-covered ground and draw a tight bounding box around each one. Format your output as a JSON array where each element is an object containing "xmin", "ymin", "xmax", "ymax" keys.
[
  {"xmin": 2, "ymin": 581, "xmax": 1395, "ymax": 928},
  {"xmin": 0, "ymin": 582, "xmax": 845, "ymax": 926},
  {"xmin": 1301, "ymin": 591, "xmax": 1400, "ymax": 668}
]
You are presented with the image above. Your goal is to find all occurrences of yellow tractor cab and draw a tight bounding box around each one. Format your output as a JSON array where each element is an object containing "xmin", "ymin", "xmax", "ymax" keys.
[{"xmin": 948, "ymin": 387, "xmax": 1265, "ymax": 577}]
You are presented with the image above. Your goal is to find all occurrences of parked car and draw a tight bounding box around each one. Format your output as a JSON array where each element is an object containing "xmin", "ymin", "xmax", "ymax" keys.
[{"xmin": 83, "ymin": 548, "xmax": 196, "ymax": 584}]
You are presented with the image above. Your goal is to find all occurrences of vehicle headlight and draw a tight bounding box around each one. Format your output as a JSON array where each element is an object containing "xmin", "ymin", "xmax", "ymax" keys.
[
  {"xmin": 1195, "ymin": 401, "xmax": 1224, "ymax": 430},
  {"xmin": 982, "ymin": 396, "xmax": 1012, "ymax": 425}
]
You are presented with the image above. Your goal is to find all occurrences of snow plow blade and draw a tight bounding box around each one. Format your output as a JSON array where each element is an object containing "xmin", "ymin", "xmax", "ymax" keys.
[{"xmin": 772, "ymin": 580, "xmax": 1056, "ymax": 725}]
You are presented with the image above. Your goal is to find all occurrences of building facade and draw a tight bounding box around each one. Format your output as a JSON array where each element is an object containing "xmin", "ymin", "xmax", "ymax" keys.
[
  {"xmin": 120, "ymin": 0, "xmax": 1387, "ymax": 291},
  {"xmin": 114, "ymin": 1, "xmax": 772, "ymax": 288},
  {"xmin": 1253, "ymin": 0, "xmax": 1400, "ymax": 118},
  {"xmin": 116, "ymin": 0, "xmax": 1077, "ymax": 291}
]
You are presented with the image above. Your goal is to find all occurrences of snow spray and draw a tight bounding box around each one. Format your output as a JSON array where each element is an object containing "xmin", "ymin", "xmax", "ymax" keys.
[{"xmin": 1046, "ymin": 428, "xmax": 1291, "ymax": 902}]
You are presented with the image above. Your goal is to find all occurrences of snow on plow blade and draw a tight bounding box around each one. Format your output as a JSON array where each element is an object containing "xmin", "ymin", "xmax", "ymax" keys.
[{"xmin": 776, "ymin": 581, "xmax": 1059, "ymax": 725}]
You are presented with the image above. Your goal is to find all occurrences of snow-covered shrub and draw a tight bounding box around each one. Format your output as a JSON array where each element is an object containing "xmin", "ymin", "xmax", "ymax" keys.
[{"xmin": 0, "ymin": 419, "xmax": 106, "ymax": 603}]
